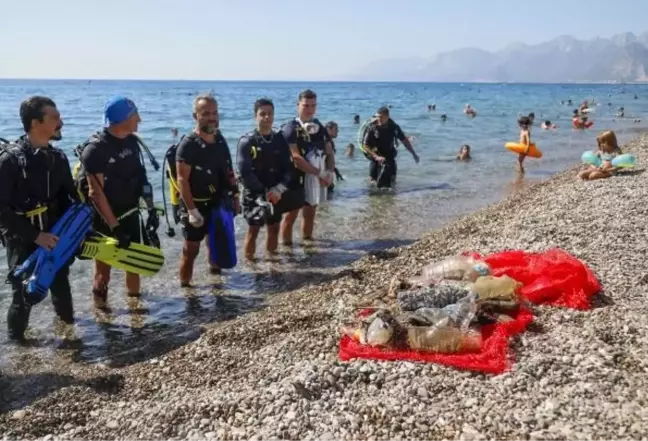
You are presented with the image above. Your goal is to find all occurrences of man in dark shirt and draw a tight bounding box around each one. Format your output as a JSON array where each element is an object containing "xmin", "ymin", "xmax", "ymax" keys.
[
  {"xmin": 325, "ymin": 121, "xmax": 344, "ymax": 191},
  {"xmin": 280, "ymin": 89, "xmax": 334, "ymax": 244},
  {"xmin": 0, "ymin": 96, "xmax": 77, "ymax": 341},
  {"xmin": 237, "ymin": 98, "xmax": 294, "ymax": 260},
  {"xmin": 176, "ymin": 94, "xmax": 239, "ymax": 286},
  {"xmin": 80, "ymin": 96, "xmax": 157, "ymax": 309},
  {"xmin": 362, "ymin": 106, "xmax": 419, "ymax": 188}
]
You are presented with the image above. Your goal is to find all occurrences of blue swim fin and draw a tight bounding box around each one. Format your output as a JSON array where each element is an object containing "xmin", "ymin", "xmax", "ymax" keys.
[
  {"xmin": 208, "ymin": 205, "xmax": 237, "ymax": 269},
  {"xmin": 16, "ymin": 203, "xmax": 94, "ymax": 304}
]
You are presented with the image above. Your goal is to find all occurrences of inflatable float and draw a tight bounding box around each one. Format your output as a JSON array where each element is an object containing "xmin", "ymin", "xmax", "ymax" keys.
[
  {"xmin": 504, "ymin": 142, "xmax": 543, "ymax": 158},
  {"xmin": 582, "ymin": 151, "xmax": 636, "ymax": 168},
  {"xmin": 611, "ymin": 153, "xmax": 636, "ymax": 168}
]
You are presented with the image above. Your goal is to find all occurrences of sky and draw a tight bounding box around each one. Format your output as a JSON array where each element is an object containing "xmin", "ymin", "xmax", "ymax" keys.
[{"xmin": 1, "ymin": 0, "xmax": 647, "ymax": 81}]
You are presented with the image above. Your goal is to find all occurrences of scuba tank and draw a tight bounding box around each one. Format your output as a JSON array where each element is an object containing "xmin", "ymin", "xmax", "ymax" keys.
[{"xmin": 160, "ymin": 132, "xmax": 185, "ymax": 237}]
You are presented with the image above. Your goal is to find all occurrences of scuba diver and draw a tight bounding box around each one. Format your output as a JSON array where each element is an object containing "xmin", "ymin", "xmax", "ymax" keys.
[
  {"xmin": 76, "ymin": 96, "xmax": 160, "ymax": 310},
  {"xmin": 325, "ymin": 121, "xmax": 345, "ymax": 192},
  {"xmin": 360, "ymin": 106, "xmax": 419, "ymax": 188},
  {"xmin": 237, "ymin": 98, "xmax": 294, "ymax": 261},
  {"xmin": 280, "ymin": 89, "xmax": 334, "ymax": 244},
  {"xmin": 175, "ymin": 94, "xmax": 239, "ymax": 286},
  {"xmin": 0, "ymin": 96, "xmax": 77, "ymax": 341}
]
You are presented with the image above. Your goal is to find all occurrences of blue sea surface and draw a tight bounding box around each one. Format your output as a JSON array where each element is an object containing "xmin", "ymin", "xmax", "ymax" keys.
[{"xmin": 0, "ymin": 79, "xmax": 646, "ymax": 366}]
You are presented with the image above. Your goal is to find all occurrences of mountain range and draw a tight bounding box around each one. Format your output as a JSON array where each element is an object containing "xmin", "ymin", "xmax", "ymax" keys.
[{"xmin": 348, "ymin": 32, "xmax": 648, "ymax": 83}]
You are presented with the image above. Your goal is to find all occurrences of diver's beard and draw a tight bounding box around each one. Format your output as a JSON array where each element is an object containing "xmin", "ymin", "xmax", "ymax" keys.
[
  {"xmin": 50, "ymin": 132, "xmax": 62, "ymax": 141},
  {"xmin": 200, "ymin": 125, "xmax": 218, "ymax": 134}
]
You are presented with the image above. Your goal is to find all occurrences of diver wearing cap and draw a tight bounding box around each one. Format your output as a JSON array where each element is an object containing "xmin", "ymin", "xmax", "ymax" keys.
[
  {"xmin": 362, "ymin": 106, "xmax": 419, "ymax": 188},
  {"xmin": 0, "ymin": 96, "xmax": 77, "ymax": 341},
  {"xmin": 175, "ymin": 94, "xmax": 239, "ymax": 286},
  {"xmin": 280, "ymin": 89, "xmax": 335, "ymax": 244},
  {"xmin": 237, "ymin": 98, "xmax": 294, "ymax": 260},
  {"xmin": 78, "ymin": 96, "xmax": 159, "ymax": 310}
]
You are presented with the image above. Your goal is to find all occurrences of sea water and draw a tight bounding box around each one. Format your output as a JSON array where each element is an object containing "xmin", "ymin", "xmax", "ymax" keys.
[{"xmin": 0, "ymin": 79, "xmax": 646, "ymax": 366}]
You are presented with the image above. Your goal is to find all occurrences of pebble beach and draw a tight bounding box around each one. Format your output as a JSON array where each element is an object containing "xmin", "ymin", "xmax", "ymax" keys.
[{"xmin": 2, "ymin": 132, "xmax": 648, "ymax": 440}]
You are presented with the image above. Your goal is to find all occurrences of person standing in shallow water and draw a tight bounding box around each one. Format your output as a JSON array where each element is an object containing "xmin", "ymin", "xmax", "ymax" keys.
[
  {"xmin": 79, "ymin": 96, "xmax": 159, "ymax": 310},
  {"xmin": 237, "ymin": 98, "xmax": 294, "ymax": 261},
  {"xmin": 0, "ymin": 96, "xmax": 77, "ymax": 341},
  {"xmin": 280, "ymin": 89, "xmax": 334, "ymax": 244},
  {"xmin": 175, "ymin": 94, "xmax": 239, "ymax": 287},
  {"xmin": 362, "ymin": 106, "xmax": 419, "ymax": 187},
  {"xmin": 325, "ymin": 121, "xmax": 344, "ymax": 192}
]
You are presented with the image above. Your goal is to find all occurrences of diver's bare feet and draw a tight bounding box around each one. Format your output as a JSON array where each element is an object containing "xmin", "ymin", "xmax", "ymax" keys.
[{"xmin": 209, "ymin": 266, "xmax": 221, "ymax": 275}]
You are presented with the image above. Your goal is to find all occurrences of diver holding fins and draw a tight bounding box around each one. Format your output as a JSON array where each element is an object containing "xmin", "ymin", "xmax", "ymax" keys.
[
  {"xmin": 237, "ymin": 98, "xmax": 294, "ymax": 260},
  {"xmin": 0, "ymin": 96, "xmax": 78, "ymax": 341},
  {"xmin": 174, "ymin": 94, "xmax": 240, "ymax": 287},
  {"xmin": 75, "ymin": 96, "xmax": 161, "ymax": 310}
]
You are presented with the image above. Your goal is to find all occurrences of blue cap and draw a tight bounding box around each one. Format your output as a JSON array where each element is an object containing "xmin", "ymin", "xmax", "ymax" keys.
[{"xmin": 104, "ymin": 96, "xmax": 138, "ymax": 125}]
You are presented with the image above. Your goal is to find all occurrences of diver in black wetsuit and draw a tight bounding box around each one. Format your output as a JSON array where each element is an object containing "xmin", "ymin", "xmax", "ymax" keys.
[
  {"xmin": 361, "ymin": 106, "xmax": 419, "ymax": 188},
  {"xmin": 325, "ymin": 121, "xmax": 344, "ymax": 192},
  {"xmin": 0, "ymin": 96, "xmax": 77, "ymax": 342},
  {"xmin": 237, "ymin": 98, "xmax": 294, "ymax": 260}
]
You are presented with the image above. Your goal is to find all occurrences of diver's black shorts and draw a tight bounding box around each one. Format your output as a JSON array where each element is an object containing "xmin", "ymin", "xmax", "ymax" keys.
[
  {"xmin": 94, "ymin": 208, "xmax": 149, "ymax": 245},
  {"xmin": 181, "ymin": 206, "xmax": 213, "ymax": 243},
  {"xmin": 274, "ymin": 187, "xmax": 306, "ymax": 213},
  {"xmin": 242, "ymin": 191, "xmax": 283, "ymax": 227}
]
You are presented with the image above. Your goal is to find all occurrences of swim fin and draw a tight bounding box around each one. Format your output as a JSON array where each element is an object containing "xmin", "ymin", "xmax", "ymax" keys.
[
  {"xmin": 79, "ymin": 233, "xmax": 165, "ymax": 277},
  {"xmin": 208, "ymin": 204, "xmax": 237, "ymax": 269},
  {"xmin": 8, "ymin": 203, "xmax": 94, "ymax": 305}
]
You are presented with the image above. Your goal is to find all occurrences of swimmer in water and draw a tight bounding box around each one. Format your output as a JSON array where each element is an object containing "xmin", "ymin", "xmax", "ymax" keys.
[
  {"xmin": 345, "ymin": 143, "xmax": 355, "ymax": 158},
  {"xmin": 440, "ymin": 114, "xmax": 447, "ymax": 122},
  {"xmin": 528, "ymin": 112, "xmax": 536, "ymax": 125},
  {"xmin": 541, "ymin": 120, "xmax": 557, "ymax": 130},
  {"xmin": 353, "ymin": 114, "xmax": 360, "ymax": 124},
  {"xmin": 456, "ymin": 145, "xmax": 471, "ymax": 161},
  {"xmin": 617, "ymin": 107, "xmax": 625, "ymax": 118},
  {"xmin": 464, "ymin": 104, "xmax": 477, "ymax": 117},
  {"xmin": 428, "ymin": 104, "xmax": 436, "ymax": 111},
  {"xmin": 517, "ymin": 115, "xmax": 532, "ymax": 174}
]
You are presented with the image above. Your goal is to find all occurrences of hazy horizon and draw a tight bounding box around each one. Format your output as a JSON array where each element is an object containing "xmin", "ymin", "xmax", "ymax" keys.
[{"xmin": 2, "ymin": 0, "xmax": 647, "ymax": 81}]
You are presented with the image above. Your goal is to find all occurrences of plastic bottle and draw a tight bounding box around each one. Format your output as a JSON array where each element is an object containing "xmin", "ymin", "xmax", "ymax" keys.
[
  {"xmin": 407, "ymin": 326, "xmax": 482, "ymax": 354},
  {"xmin": 420, "ymin": 256, "xmax": 491, "ymax": 282}
]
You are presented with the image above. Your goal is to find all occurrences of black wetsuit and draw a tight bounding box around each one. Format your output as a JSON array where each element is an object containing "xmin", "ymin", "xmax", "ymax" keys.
[
  {"xmin": 175, "ymin": 131, "xmax": 237, "ymax": 242},
  {"xmin": 0, "ymin": 136, "xmax": 77, "ymax": 340},
  {"xmin": 362, "ymin": 119, "xmax": 407, "ymax": 188},
  {"xmin": 80, "ymin": 129, "xmax": 151, "ymax": 245},
  {"xmin": 237, "ymin": 129, "xmax": 294, "ymax": 226}
]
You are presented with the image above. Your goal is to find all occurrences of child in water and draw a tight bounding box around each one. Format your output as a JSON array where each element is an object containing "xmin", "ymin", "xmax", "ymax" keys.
[
  {"xmin": 517, "ymin": 116, "xmax": 532, "ymax": 173},
  {"xmin": 541, "ymin": 120, "xmax": 557, "ymax": 130},
  {"xmin": 578, "ymin": 130, "xmax": 621, "ymax": 180},
  {"xmin": 345, "ymin": 143, "xmax": 355, "ymax": 158},
  {"xmin": 456, "ymin": 145, "xmax": 471, "ymax": 161}
]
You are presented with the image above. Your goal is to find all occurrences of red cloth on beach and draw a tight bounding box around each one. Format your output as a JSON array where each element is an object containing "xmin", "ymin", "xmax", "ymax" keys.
[
  {"xmin": 465, "ymin": 248, "xmax": 601, "ymax": 310},
  {"xmin": 339, "ymin": 308, "xmax": 534, "ymax": 375},
  {"xmin": 338, "ymin": 248, "xmax": 600, "ymax": 373}
]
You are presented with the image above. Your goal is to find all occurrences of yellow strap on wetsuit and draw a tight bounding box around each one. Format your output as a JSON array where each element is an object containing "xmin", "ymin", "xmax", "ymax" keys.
[
  {"xmin": 251, "ymin": 146, "xmax": 258, "ymax": 160},
  {"xmin": 167, "ymin": 171, "xmax": 212, "ymax": 203},
  {"xmin": 18, "ymin": 206, "xmax": 48, "ymax": 218}
]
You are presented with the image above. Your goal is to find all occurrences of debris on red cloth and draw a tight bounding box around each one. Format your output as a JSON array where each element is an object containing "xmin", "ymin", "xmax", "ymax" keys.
[
  {"xmin": 465, "ymin": 248, "xmax": 601, "ymax": 310},
  {"xmin": 338, "ymin": 248, "xmax": 600, "ymax": 373},
  {"xmin": 339, "ymin": 308, "xmax": 534, "ymax": 375}
]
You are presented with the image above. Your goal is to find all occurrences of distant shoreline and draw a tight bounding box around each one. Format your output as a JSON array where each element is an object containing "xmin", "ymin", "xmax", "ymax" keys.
[{"xmin": 1, "ymin": 77, "xmax": 648, "ymax": 85}]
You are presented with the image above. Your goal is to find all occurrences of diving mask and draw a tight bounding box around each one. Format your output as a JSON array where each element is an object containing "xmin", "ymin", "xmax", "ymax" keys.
[{"xmin": 303, "ymin": 122, "xmax": 320, "ymax": 135}]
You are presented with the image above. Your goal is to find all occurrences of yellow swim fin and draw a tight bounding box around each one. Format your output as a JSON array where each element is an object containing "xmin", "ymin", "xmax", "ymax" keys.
[{"xmin": 79, "ymin": 233, "xmax": 165, "ymax": 277}]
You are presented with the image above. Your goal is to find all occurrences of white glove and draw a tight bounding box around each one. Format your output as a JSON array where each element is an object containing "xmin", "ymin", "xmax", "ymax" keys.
[
  {"xmin": 268, "ymin": 183, "xmax": 287, "ymax": 198},
  {"xmin": 188, "ymin": 208, "xmax": 204, "ymax": 228}
]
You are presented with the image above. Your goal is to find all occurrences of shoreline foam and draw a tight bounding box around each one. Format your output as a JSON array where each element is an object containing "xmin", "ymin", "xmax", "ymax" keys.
[{"xmin": 2, "ymin": 133, "xmax": 648, "ymax": 440}]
